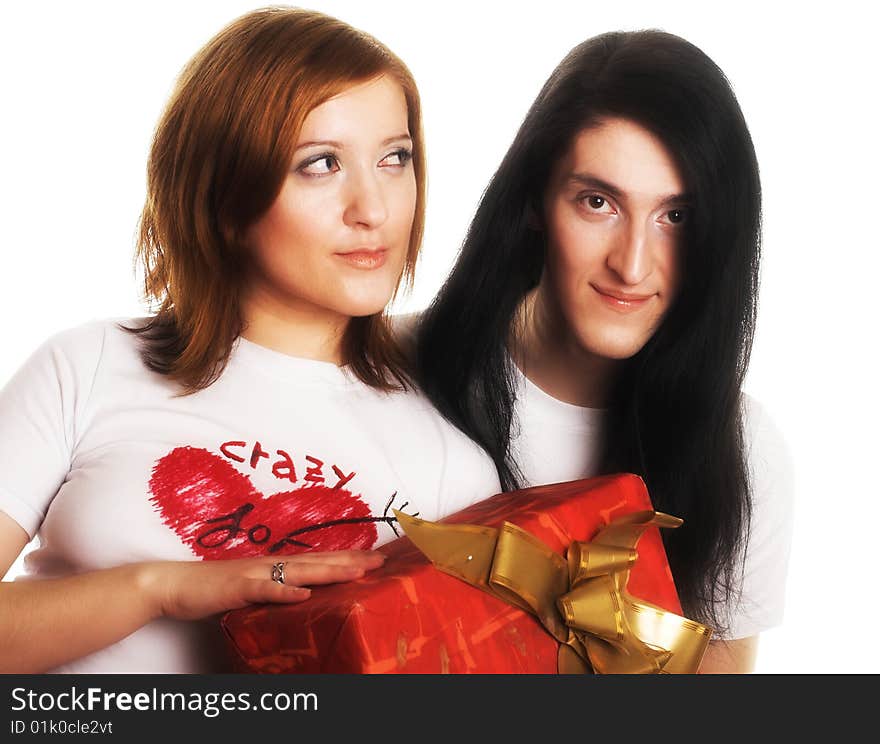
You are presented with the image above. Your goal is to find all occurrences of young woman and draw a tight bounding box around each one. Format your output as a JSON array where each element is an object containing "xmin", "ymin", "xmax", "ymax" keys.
[
  {"xmin": 0, "ymin": 8, "xmax": 499, "ymax": 673},
  {"xmin": 415, "ymin": 31, "xmax": 794, "ymax": 673}
]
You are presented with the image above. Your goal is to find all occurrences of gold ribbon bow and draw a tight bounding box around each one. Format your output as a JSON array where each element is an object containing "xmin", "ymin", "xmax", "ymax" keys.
[{"xmin": 394, "ymin": 509, "xmax": 712, "ymax": 674}]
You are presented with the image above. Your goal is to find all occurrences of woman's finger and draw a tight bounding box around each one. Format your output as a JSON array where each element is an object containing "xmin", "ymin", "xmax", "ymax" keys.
[
  {"xmin": 238, "ymin": 578, "xmax": 312, "ymax": 606},
  {"xmin": 271, "ymin": 562, "xmax": 367, "ymax": 587},
  {"xmin": 273, "ymin": 550, "xmax": 386, "ymax": 566}
]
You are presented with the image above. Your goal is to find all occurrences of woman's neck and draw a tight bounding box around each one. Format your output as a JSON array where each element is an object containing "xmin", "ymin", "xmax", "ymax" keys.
[
  {"xmin": 512, "ymin": 286, "xmax": 618, "ymax": 408},
  {"xmin": 239, "ymin": 281, "xmax": 348, "ymax": 365}
]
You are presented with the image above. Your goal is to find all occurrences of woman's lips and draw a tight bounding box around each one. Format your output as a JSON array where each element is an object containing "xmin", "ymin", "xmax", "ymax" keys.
[
  {"xmin": 334, "ymin": 248, "xmax": 388, "ymax": 270},
  {"xmin": 592, "ymin": 284, "xmax": 654, "ymax": 311}
]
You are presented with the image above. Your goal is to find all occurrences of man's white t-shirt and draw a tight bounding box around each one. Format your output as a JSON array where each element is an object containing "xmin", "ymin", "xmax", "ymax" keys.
[
  {"xmin": 0, "ymin": 319, "xmax": 501, "ymax": 673},
  {"xmin": 508, "ymin": 367, "xmax": 795, "ymax": 640}
]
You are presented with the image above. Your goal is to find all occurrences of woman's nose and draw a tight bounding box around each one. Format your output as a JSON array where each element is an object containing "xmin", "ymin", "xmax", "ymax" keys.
[{"xmin": 343, "ymin": 170, "xmax": 388, "ymax": 229}]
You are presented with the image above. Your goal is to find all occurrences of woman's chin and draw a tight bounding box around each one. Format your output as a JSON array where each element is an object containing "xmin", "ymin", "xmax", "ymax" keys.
[{"xmin": 333, "ymin": 295, "xmax": 395, "ymax": 319}]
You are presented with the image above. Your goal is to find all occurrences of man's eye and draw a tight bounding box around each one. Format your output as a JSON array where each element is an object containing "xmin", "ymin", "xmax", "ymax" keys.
[
  {"xmin": 580, "ymin": 194, "xmax": 614, "ymax": 213},
  {"xmin": 666, "ymin": 208, "xmax": 686, "ymax": 224},
  {"xmin": 299, "ymin": 154, "xmax": 339, "ymax": 176}
]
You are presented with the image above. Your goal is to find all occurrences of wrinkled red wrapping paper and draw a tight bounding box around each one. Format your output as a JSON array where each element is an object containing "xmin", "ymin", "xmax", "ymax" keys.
[{"xmin": 220, "ymin": 473, "xmax": 682, "ymax": 673}]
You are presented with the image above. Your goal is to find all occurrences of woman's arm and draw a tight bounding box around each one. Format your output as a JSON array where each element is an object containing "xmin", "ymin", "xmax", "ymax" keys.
[
  {"xmin": 0, "ymin": 510, "xmax": 384, "ymax": 673},
  {"xmin": 698, "ymin": 636, "xmax": 759, "ymax": 674}
]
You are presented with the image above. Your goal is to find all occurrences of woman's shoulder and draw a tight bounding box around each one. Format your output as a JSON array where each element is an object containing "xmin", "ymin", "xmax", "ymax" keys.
[
  {"xmin": 38, "ymin": 316, "xmax": 146, "ymax": 352},
  {"xmin": 27, "ymin": 317, "xmax": 147, "ymax": 375},
  {"xmin": 6, "ymin": 318, "xmax": 159, "ymax": 400}
]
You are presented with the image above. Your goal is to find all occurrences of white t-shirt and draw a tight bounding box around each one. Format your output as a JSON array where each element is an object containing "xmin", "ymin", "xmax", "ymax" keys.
[
  {"xmin": 509, "ymin": 367, "xmax": 795, "ymax": 640},
  {"xmin": 0, "ymin": 319, "xmax": 501, "ymax": 673}
]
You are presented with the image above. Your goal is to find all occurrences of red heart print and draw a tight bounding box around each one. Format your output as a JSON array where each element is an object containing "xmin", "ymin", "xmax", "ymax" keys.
[{"xmin": 148, "ymin": 447, "xmax": 378, "ymax": 558}]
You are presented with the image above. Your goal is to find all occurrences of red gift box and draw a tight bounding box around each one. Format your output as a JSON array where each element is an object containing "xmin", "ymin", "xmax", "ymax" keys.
[{"xmin": 220, "ymin": 474, "xmax": 688, "ymax": 673}]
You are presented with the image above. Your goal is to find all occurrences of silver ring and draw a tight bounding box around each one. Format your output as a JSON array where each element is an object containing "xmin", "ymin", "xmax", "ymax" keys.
[{"xmin": 271, "ymin": 561, "xmax": 286, "ymax": 585}]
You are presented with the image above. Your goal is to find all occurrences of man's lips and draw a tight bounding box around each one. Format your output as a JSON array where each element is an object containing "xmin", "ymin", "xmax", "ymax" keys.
[{"xmin": 591, "ymin": 284, "xmax": 655, "ymax": 309}]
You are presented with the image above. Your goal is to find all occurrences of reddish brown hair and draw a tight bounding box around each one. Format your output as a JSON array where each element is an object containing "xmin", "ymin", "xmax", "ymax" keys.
[{"xmin": 128, "ymin": 6, "xmax": 425, "ymax": 392}]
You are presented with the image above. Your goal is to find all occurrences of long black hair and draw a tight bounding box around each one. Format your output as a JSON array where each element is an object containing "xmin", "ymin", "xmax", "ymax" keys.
[{"xmin": 416, "ymin": 31, "xmax": 761, "ymax": 633}]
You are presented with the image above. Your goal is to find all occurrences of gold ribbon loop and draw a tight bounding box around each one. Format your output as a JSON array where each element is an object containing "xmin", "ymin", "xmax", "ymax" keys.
[
  {"xmin": 491, "ymin": 523, "xmax": 569, "ymax": 641},
  {"xmin": 394, "ymin": 508, "xmax": 712, "ymax": 674},
  {"xmin": 558, "ymin": 576, "xmax": 624, "ymax": 641},
  {"xmin": 567, "ymin": 541, "xmax": 637, "ymax": 583}
]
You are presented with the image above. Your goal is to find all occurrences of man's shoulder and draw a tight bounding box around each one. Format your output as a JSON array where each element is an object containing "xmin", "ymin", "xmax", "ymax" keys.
[{"xmin": 387, "ymin": 311, "xmax": 423, "ymax": 360}]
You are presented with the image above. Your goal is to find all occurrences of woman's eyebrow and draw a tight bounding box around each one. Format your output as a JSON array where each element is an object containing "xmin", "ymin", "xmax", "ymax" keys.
[
  {"xmin": 295, "ymin": 139, "xmax": 344, "ymax": 151},
  {"xmin": 294, "ymin": 133, "xmax": 411, "ymax": 153},
  {"xmin": 382, "ymin": 133, "xmax": 412, "ymax": 145},
  {"xmin": 568, "ymin": 172, "xmax": 690, "ymax": 206}
]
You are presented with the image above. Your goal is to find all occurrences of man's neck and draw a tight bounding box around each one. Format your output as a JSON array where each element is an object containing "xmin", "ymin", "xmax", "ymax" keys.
[{"xmin": 511, "ymin": 286, "xmax": 617, "ymax": 408}]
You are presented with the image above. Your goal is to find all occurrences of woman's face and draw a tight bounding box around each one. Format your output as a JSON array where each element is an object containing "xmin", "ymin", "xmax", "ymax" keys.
[
  {"xmin": 540, "ymin": 117, "xmax": 687, "ymax": 360},
  {"xmin": 245, "ymin": 74, "xmax": 416, "ymax": 321}
]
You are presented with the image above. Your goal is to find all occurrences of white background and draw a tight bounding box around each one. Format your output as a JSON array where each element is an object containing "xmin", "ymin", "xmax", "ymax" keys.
[{"xmin": 1, "ymin": 1, "xmax": 877, "ymax": 672}]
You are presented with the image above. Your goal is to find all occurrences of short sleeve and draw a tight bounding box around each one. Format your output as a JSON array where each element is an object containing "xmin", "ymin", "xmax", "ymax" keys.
[
  {"xmin": 718, "ymin": 394, "xmax": 796, "ymax": 640},
  {"xmin": 0, "ymin": 322, "xmax": 107, "ymax": 538}
]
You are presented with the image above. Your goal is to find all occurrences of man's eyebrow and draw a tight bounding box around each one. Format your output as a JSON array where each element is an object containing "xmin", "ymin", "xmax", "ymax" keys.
[
  {"xmin": 568, "ymin": 173, "xmax": 625, "ymax": 199},
  {"xmin": 294, "ymin": 133, "xmax": 412, "ymax": 152},
  {"xmin": 567, "ymin": 172, "xmax": 690, "ymax": 206}
]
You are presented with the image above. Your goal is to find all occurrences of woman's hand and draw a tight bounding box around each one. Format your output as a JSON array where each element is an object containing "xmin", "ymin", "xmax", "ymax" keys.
[{"xmin": 138, "ymin": 550, "xmax": 386, "ymax": 621}]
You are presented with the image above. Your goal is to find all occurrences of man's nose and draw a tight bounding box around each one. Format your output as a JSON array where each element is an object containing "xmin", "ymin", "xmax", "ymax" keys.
[{"xmin": 606, "ymin": 220, "xmax": 654, "ymax": 284}]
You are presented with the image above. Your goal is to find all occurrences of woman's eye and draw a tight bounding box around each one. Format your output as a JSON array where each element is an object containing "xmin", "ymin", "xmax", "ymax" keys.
[
  {"xmin": 299, "ymin": 154, "xmax": 340, "ymax": 176},
  {"xmin": 380, "ymin": 148, "xmax": 413, "ymax": 168}
]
